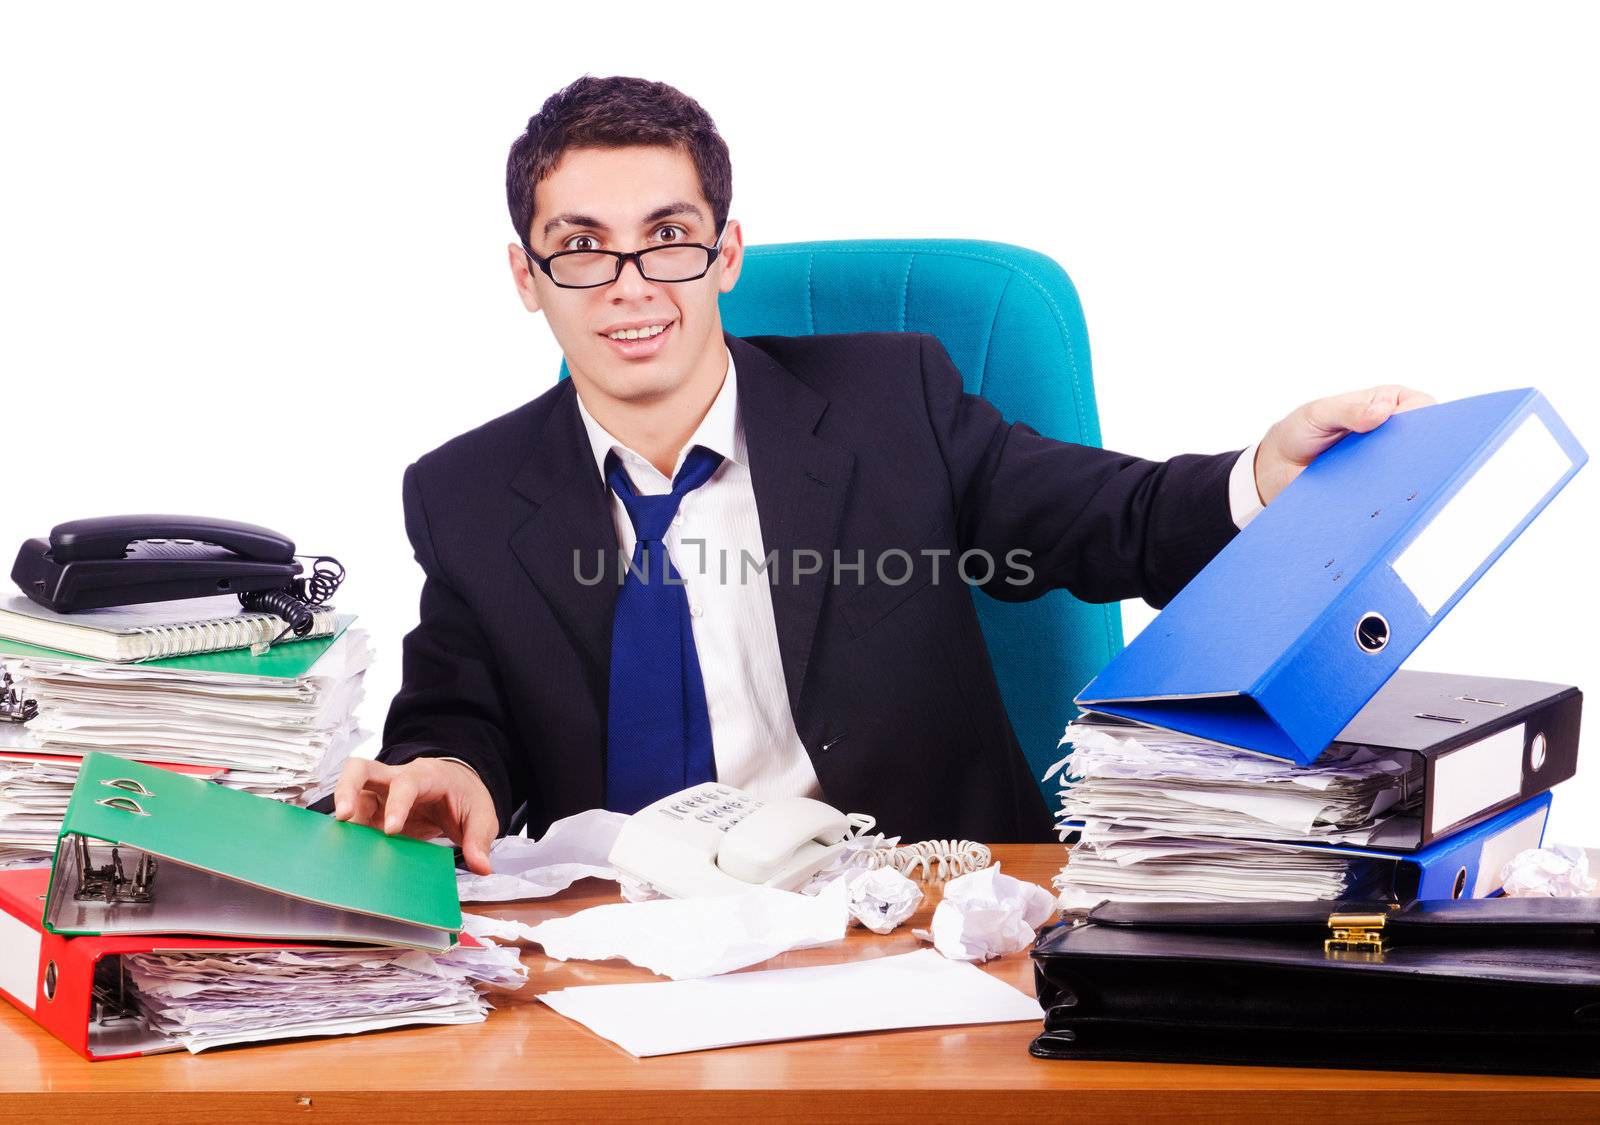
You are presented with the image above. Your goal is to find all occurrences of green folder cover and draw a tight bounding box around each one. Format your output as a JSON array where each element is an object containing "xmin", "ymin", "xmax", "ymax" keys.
[
  {"xmin": 0, "ymin": 616, "xmax": 354, "ymax": 679},
  {"xmin": 43, "ymin": 753, "xmax": 462, "ymax": 952}
]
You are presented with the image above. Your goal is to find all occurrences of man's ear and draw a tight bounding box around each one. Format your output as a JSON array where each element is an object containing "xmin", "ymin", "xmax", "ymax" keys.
[
  {"xmin": 715, "ymin": 219, "xmax": 744, "ymax": 295},
  {"xmin": 508, "ymin": 243, "xmax": 542, "ymax": 313}
]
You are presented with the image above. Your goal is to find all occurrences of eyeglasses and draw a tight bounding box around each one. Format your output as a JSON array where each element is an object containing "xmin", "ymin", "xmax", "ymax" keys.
[{"xmin": 523, "ymin": 223, "xmax": 728, "ymax": 289}]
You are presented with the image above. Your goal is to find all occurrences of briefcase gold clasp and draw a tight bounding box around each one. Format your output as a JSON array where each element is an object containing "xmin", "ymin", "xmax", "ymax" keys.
[{"xmin": 1325, "ymin": 912, "xmax": 1388, "ymax": 954}]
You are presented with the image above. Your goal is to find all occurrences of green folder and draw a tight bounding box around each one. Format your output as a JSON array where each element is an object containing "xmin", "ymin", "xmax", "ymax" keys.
[{"xmin": 43, "ymin": 753, "xmax": 462, "ymax": 952}]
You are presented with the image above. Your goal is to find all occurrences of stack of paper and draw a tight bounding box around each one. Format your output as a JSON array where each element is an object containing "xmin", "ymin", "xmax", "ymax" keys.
[
  {"xmin": 1058, "ymin": 824, "xmax": 1385, "ymax": 910},
  {"xmin": 1060, "ymin": 720, "xmax": 1421, "ymax": 841},
  {"xmin": 120, "ymin": 941, "xmax": 528, "ymax": 1053},
  {"xmin": 0, "ymin": 628, "xmax": 371, "ymax": 865},
  {"xmin": 1050, "ymin": 720, "xmax": 1421, "ymax": 909},
  {"xmin": 0, "ymin": 843, "xmax": 50, "ymax": 869}
]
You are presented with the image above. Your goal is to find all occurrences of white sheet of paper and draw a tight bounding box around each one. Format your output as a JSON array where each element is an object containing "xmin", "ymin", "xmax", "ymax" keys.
[
  {"xmin": 519, "ymin": 880, "xmax": 850, "ymax": 980},
  {"xmin": 538, "ymin": 947, "xmax": 1041, "ymax": 1056}
]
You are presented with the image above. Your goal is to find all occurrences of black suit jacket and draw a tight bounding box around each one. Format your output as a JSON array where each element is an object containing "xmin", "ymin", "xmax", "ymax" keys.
[{"xmin": 367, "ymin": 332, "xmax": 1240, "ymax": 843}]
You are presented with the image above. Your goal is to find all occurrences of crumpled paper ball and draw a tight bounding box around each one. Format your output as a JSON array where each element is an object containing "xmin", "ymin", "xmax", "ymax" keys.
[
  {"xmin": 842, "ymin": 865, "xmax": 924, "ymax": 934},
  {"xmin": 1499, "ymin": 845, "xmax": 1599, "ymax": 897},
  {"xmin": 921, "ymin": 863, "xmax": 1055, "ymax": 961}
]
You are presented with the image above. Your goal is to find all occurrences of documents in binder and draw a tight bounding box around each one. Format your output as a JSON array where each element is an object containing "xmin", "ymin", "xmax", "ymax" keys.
[
  {"xmin": 0, "ymin": 868, "xmax": 524, "ymax": 1060},
  {"xmin": 43, "ymin": 753, "xmax": 462, "ymax": 952},
  {"xmin": 1059, "ymin": 671, "xmax": 1581, "ymax": 852},
  {"xmin": 1055, "ymin": 791, "xmax": 1551, "ymax": 910},
  {"xmin": 1077, "ymin": 388, "xmax": 1586, "ymax": 764}
]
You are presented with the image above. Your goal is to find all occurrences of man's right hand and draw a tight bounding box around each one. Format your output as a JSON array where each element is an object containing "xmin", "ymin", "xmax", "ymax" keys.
[{"xmin": 331, "ymin": 757, "xmax": 497, "ymax": 876}]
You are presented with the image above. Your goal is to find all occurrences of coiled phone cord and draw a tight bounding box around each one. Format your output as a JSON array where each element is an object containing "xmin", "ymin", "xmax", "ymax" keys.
[
  {"xmin": 844, "ymin": 814, "xmax": 993, "ymax": 880},
  {"xmin": 237, "ymin": 555, "xmax": 346, "ymax": 649}
]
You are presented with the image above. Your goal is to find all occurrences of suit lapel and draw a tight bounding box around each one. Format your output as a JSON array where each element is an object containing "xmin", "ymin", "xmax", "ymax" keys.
[
  {"xmin": 507, "ymin": 380, "xmax": 620, "ymax": 681},
  {"xmin": 506, "ymin": 339, "xmax": 857, "ymax": 732},
  {"xmin": 730, "ymin": 334, "xmax": 856, "ymax": 725}
]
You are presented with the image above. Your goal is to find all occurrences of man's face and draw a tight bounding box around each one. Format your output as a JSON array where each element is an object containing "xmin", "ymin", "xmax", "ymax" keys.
[{"xmin": 509, "ymin": 144, "xmax": 742, "ymax": 406}]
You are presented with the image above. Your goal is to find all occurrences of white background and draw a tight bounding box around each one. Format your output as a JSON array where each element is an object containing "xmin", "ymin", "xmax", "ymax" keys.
[{"xmin": 4, "ymin": 3, "xmax": 1597, "ymax": 841}]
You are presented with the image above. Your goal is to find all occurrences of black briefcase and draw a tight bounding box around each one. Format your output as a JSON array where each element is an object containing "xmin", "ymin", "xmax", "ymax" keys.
[{"xmin": 1029, "ymin": 897, "xmax": 1600, "ymax": 1076}]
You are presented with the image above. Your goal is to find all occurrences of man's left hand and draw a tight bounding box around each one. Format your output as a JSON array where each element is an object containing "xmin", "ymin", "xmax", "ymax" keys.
[{"xmin": 1254, "ymin": 384, "xmax": 1437, "ymax": 506}]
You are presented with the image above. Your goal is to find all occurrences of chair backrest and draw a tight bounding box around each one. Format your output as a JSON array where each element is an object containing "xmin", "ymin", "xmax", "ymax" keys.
[{"xmin": 721, "ymin": 239, "xmax": 1124, "ymax": 796}]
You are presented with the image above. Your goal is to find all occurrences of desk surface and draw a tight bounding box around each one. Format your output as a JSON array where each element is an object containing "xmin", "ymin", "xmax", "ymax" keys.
[{"xmin": 1, "ymin": 845, "xmax": 1597, "ymax": 1124}]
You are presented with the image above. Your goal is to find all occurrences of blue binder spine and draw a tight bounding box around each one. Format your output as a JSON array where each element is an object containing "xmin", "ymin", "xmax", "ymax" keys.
[
  {"xmin": 1398, "ymin": 791, "xmax": 1552, "ymax": 900},
  {"xmin": 1324, "ymin": 792, "xmax": 1554, "ymax": 901}
]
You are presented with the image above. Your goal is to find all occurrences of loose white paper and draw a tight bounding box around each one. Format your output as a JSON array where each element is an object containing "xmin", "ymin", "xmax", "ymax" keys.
[
  {"xmin": 460, "ymin": 912, "xmax": 544, "ymax": 945},
  {"xmin": 1499, "ymin": 845, "xmax": 1599, "ymax": 897},
  {"xmin": 538, "ymin": 947, "xmax": 1042, "ymax": 1056},
  {"xmin": 455, "ymin": 809, "xmax": 628, "ymax": 902},
  {"xmin": 486, "ymin": 881, "xmax": 850, "ymax": 980},
  {"xmin": 923, "ymin": 864, "xmax": 1055, "ymax": 962}
]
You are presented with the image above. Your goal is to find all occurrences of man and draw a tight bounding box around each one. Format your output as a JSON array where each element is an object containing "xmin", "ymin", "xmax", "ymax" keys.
[{"xmin": 328, "ymin": 76, "xmax": 1430, "ymax": 873}]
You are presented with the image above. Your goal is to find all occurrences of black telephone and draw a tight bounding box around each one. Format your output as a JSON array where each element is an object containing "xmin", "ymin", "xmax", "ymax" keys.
[{"xmin": 10, "ymin": 515, "xmax": 344, "ymax": 636}]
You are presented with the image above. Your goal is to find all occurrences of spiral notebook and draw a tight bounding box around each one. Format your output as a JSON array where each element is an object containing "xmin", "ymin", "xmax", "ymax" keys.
[{"xmin": 0, "ymin": 595, "xmax": 340, "ymax": 663}]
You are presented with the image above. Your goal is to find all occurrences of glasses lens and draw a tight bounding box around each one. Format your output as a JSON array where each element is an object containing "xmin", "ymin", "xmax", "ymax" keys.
[
  {"xmin": 639, "ymin": 246, "xmax": 711, "ymax": 282},
  {"xmin": 550, "ymin": 252, "xmax": 619, "ymax": 287}
]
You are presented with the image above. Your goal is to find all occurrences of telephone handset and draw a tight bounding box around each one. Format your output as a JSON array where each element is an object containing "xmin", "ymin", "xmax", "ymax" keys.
[
  {"xmin": 607, "ymin": 783, "xmax": 855, "ymax": 899},
  {"xmin": 11, "ymin": 515, "xmax": 345, "ymax": 638}
]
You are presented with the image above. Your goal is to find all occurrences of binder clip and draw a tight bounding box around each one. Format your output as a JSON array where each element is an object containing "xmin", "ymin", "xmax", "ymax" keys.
[{"xmin": 0, "ymin": 670, "xmax": 36, "ymax": 724}]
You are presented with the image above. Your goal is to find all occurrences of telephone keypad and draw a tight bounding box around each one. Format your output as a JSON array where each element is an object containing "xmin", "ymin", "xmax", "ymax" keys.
[{"xmin": 675, "ymin": 783, "xmax": 762, "ymax": 832}]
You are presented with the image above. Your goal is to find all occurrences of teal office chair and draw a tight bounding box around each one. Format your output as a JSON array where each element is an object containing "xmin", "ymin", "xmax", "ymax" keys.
[{"xmin": 722, "ymin": 240, "xmax": 1123, "ymax": 797}]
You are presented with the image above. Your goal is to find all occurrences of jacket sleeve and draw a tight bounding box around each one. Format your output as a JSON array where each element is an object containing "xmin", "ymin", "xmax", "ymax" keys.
[
  {"xmin": 375, "ymin": 460, "xmax": 527, "ymax": 834},
  {"xmin": 917, "ymin": 333, "xmax": 1240, "ymax": 609}
]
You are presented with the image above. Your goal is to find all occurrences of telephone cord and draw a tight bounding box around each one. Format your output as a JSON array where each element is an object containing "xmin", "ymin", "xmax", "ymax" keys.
[{"xmin": 844, "ymin": 815, "xmax": 993, "ymax": 880}]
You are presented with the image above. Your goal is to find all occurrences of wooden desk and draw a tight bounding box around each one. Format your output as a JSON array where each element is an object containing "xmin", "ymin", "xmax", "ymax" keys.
[{"xmin": 1, "ymin": 845, "xmax": 1596, "ymax": 1123}]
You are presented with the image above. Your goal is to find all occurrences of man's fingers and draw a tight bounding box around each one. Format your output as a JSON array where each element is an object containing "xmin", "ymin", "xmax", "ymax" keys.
[
  {"xmin": 1304, "ymin": 386, "xmax": 1391, "ymax": 436},
  {"xmin": 1303, "ymin": 385, "xmax": 1434, "ymax": 439},
  {"xmin": 384, "ymin": 773, "xmax": 419, "ymax": 835},
  {"xmin": 333, "ymin": 759, "xmax": 372, "ymax": 820},
  {"xmin": 1393, "ymin": 387, "xmax": 1436, "ymax": 414},
  {"xmin": 347, "ymin": 789, "xmax": 385, "ymax": 830},
  {"xmin": 332, "ymin": 758, "xmax": 395, "ymax": 820},
  {"xmin": 460, "ymin": 797, "xmax": 498, "ymax": 877}
]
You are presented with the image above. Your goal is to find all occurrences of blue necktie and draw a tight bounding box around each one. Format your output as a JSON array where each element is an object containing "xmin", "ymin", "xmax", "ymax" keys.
[{"xmin": 604, "ymin": 444, "xmax": 725, "ymax": 813}]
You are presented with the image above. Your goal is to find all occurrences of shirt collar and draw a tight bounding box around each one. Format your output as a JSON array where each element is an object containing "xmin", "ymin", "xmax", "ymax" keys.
[{"xmin": 573, "ymin": 346, "xmax": 745, "ymax": 486}]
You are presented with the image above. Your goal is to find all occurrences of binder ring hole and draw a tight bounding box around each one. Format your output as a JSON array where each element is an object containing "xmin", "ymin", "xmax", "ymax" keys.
[
  {"xmin": 43, "ymin": 961, "xmax": 57, "ymax": 1002},
  {"xmin": 1530, "ymin": 732, "xmax": 1548, "ymax": 772},
  {"xmin": 1355, "ymin": 613, "xmax": 1390, "ymax": 654},
  {"xmin": 95, "ymin": 796, "xmax": 149, "ymax": 816},
  {"xmin": 101, "ymin": 778, "xmax": 153, "ymax": 797},
  {"xmin": 1451, "ymin": 867, "xmax": 1468, "ymax": 899}
]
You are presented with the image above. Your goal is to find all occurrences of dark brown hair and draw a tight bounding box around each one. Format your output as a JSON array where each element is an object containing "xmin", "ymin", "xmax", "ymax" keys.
[{"xmin": 506, "ymin": 76, "xmax": 732, "ymax": 252}]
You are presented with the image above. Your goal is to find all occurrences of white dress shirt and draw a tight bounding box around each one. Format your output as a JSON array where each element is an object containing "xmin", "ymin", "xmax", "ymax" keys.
[
  {"xmin": 445, "ymin": 354, "xmax": 1266, "ymax": 803},
  {"xmin": 1229, "ymin": 442, "xmax": 1267, "ymax": 528},
  {"xmin": 573, "ymin": 349, "xmax": 824, "ymax": 801}
]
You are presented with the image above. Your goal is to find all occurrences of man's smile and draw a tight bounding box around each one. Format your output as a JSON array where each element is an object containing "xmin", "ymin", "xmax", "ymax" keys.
[{"xmin": 599, "ymin": 318, "xmax": 675, "ymax": 358}]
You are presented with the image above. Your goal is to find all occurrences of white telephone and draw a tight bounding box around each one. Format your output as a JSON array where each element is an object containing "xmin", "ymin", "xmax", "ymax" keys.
[{"xmin": 607, "ymin": 783, "xmax": 854, "ymax": 899}]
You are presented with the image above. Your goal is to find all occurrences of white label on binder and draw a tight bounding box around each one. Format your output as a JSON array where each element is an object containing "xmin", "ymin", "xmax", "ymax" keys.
[
  {"xmin": 1473, "ymin": 808, "xmax": 1547, "ymax": 898},
  {"xmin": 1391, "ymin": 412, "xmax": 1571, "ymax": 616},
  {"xmin": 1429, "ymin": 724, "xmax": 1525, "ymax": 836},
  {"xmin": 0, "ymin": 909, "xmax": 41, "ymax": 1009}
]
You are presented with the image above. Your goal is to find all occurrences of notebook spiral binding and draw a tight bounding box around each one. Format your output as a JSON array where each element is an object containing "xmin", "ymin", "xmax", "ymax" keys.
[{"xmin": 131, "ymin": 611, "xmax": 331, "ymax": 662}]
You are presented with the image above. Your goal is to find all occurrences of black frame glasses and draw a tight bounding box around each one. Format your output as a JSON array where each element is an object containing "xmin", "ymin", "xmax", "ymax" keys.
[{"xmin": 523, "ymin": 223, "xmax": 729, "ymax": 289}]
